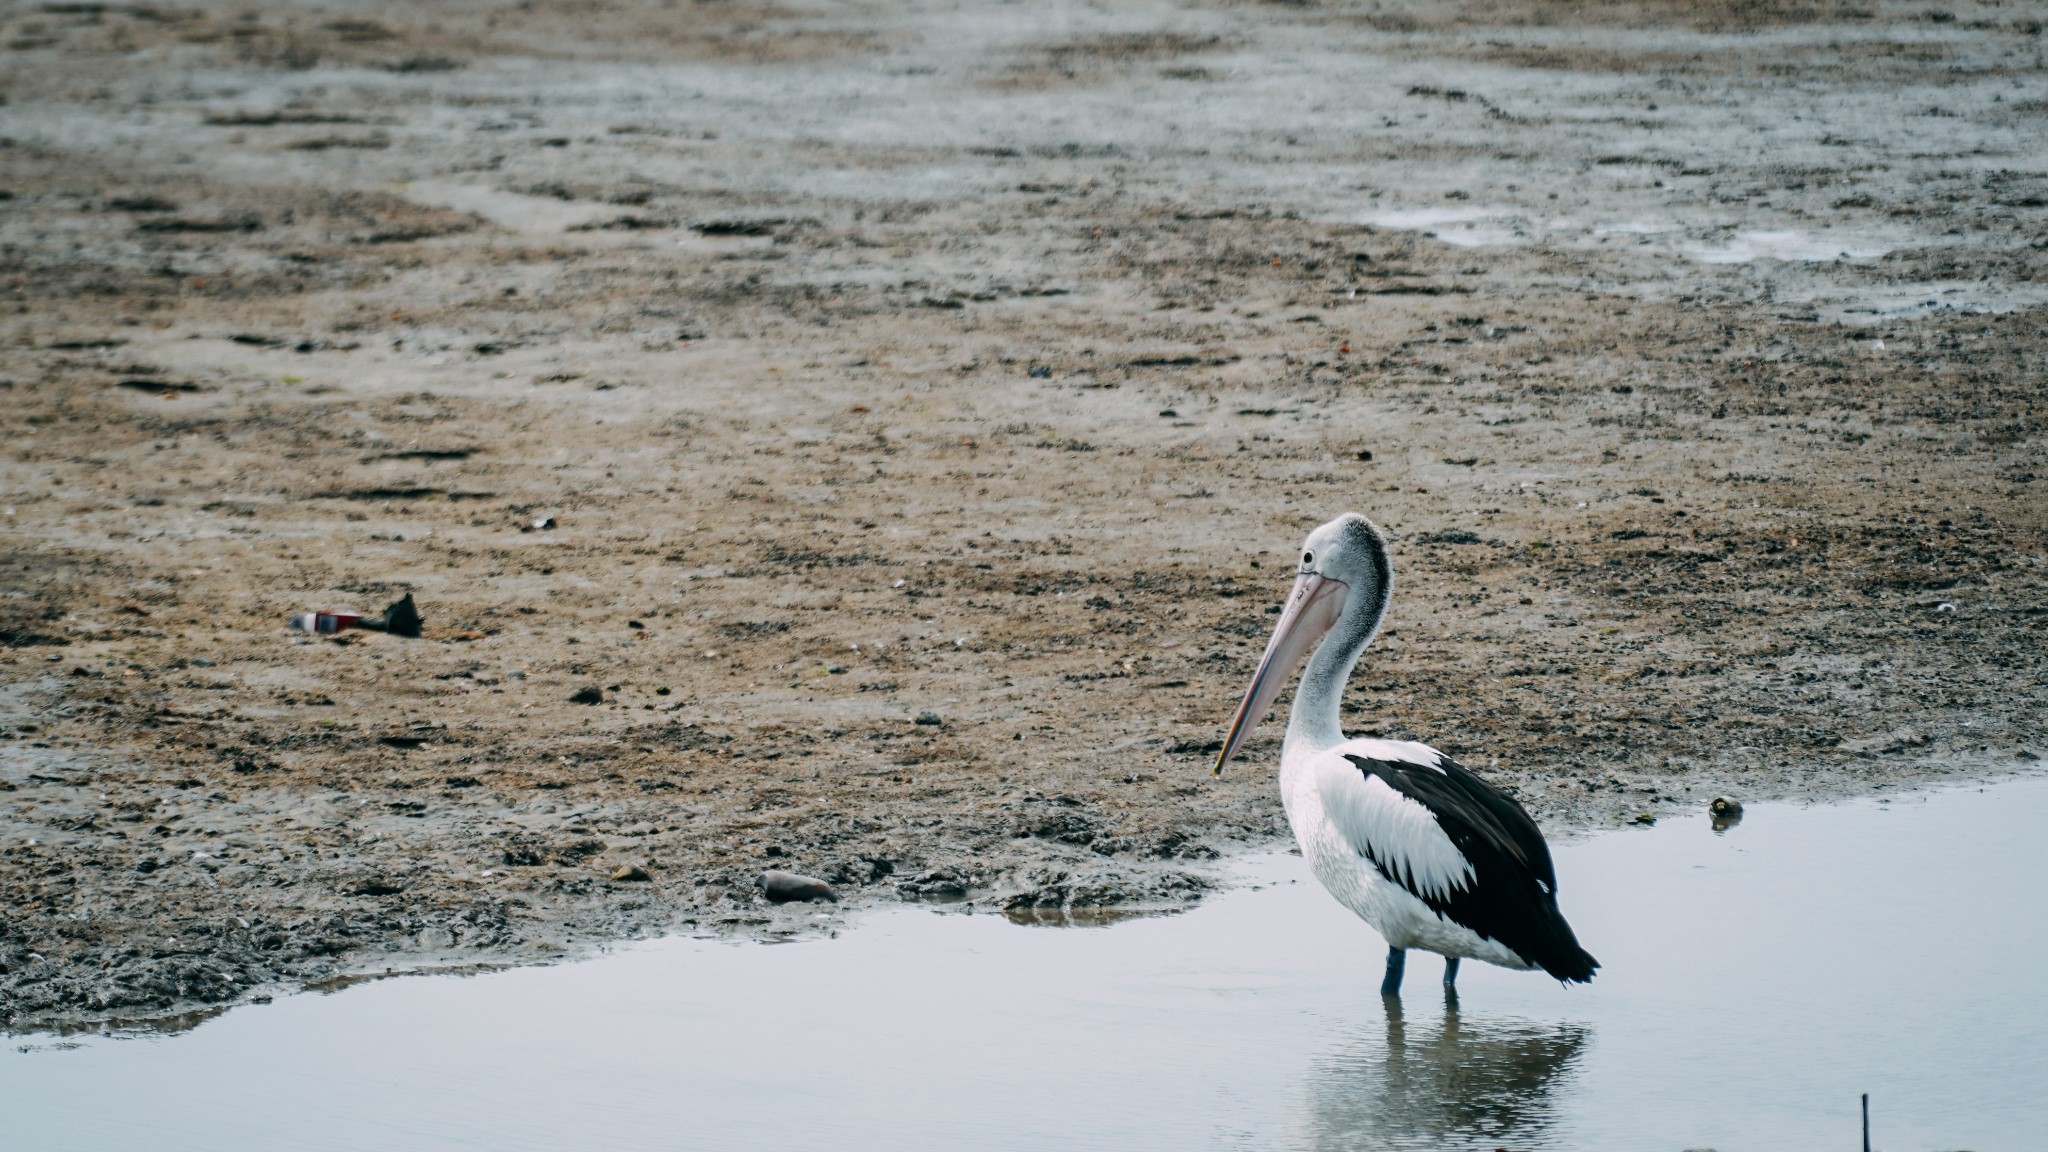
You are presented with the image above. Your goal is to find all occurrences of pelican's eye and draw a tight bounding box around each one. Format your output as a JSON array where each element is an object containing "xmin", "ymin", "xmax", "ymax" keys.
[{"xmin": 1302, "ymin": 550, "xmax": 1315, "ymax": 568}]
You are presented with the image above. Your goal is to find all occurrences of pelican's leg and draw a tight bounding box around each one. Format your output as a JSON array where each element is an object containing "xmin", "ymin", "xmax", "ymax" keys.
[
  {"xmin": 1443, "ymin": 957, "xmax": 1460, "ymax": 988},
  {"xmin": 1380, "ymin": 946, "xmax": 1406, "ymax": 995}
]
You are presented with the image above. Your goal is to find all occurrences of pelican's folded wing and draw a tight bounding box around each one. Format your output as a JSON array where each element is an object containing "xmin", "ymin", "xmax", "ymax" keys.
[
  {"xmin": 1312, "ymin": 740, "xmax": 1475, "ymax": 904},
  {"xmin": 1315, "ymin": 741, "xmax": 1597, "ymax": 982}
]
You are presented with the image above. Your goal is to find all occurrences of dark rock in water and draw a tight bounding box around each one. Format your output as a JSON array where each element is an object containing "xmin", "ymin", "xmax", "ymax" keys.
[
  {"xmin": 914, "ymin": 710, "xmax": 942, "ymax": 726},
  {"xmin": 1709, "ymin": 796, "xmax": 1744, "ymax": 832},
  {"xmin": 569, "ymin": 686, "xmax": 604, "ymax": 705},
  {"xmin": 760, "ymin": 870, "xmax": 836, "ymax": 903}
]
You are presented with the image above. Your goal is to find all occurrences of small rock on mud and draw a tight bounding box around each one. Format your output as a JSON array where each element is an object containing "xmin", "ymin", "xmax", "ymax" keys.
[{"xmin": 760, "ymin": 871, "xmax": 837, "ymax": 903}]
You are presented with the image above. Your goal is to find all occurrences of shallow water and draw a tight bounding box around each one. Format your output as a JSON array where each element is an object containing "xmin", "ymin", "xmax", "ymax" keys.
[{"xmin": 10, "ymin": 777, "xmax": 2045, "ymax": 1152}]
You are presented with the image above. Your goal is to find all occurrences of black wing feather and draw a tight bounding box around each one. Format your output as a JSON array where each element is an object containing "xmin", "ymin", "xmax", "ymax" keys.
[{"xmin": 1344, "ymin": 753, "xmax": 1599, "ymax": 984}]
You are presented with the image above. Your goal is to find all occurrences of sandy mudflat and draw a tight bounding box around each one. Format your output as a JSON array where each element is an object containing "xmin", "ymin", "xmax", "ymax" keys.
[{"xmin": 1, "ymin": 0, "xmax": 2043, "ymax": 1029}]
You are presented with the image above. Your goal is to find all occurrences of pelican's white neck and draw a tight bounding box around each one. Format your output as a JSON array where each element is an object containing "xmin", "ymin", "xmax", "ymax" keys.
[{"xmin": 1283, "ymin": 574, "xmax": 1388, "ymax": 756}]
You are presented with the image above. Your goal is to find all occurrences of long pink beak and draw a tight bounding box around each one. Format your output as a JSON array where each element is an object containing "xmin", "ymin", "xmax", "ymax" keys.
[{"xmin": 1213, "ymin": 572, "xmax": 1349, "ymax": 774}]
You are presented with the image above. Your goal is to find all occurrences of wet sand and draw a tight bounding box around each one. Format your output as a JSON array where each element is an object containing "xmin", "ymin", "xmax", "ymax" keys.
[{"xmin": 2, "ymin": 0, "xmax": 2044, "ymax": 1029}]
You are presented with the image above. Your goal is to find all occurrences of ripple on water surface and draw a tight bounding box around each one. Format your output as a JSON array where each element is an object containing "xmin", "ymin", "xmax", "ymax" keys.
[{"xmin": 8, "ymin": 776, "xmax": 2046, "ymax": 1152}]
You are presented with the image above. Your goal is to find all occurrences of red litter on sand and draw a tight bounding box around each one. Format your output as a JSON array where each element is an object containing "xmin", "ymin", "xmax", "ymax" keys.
[
  {"xmin": 288, "ymin": 594, "xmax": 424, "ymax": 638},
  {"xmin": 291, "ymin": 611, "xmax": 367, "ymax": 634}
]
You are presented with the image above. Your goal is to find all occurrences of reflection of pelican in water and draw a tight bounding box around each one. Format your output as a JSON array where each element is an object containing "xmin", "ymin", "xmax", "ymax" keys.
[{"xmin": 1301, "ymin": 997, "xmax": 1590, "ymax": 1151}]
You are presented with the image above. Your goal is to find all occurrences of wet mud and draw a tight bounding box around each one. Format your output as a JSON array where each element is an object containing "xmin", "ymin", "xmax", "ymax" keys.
[{"xmin": 1, "ymin": 0, "xmax": 2043, "ymax": 1029}]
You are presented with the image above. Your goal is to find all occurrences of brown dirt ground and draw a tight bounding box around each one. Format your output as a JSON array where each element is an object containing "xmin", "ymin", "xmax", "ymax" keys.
[{"xmin": 1, "ymin": 0, "xmax": 2044, "ymax": 1031}]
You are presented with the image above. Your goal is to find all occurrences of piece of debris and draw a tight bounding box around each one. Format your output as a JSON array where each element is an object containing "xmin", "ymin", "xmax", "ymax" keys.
[
  {"xmin": 610, "ymin": 863, "xmax": 651, "ymax": 882},
  {"xmin": 569, "ymin": 686, "xmax": 604, "ymax": 705},
  {"xmin": 693, "ymin": 218, "xmax": 785, "ymax": 237},
  {"xmin": 378, "ymin": 735, "xmax": 429, "ymax": 750},
  {"xmin": 1631, "ymin": 812, "xmax": 1657, "ymax": 825},
  {"xmin": 915, "ymin": 710, "xmax": 942, "ymax": 726},
  {"xmin": 1709, "ymin": 796, "xmax": 1744, "ymax": 832},
  {"xmin": 115, "ymin": 378, "xmax": 205, "ymax": 396},
  {"xmin": 523, "ymin": 516, "xmax": 558, "ymax": 532},
  {"xmin": 760, "ymin": 870, "xmax": 837, "ymax": 903},
  {"xmin": 290, "ymin": 594, "xmax": 423, "ymax": 638},
  {"xmin": 290, "ymin": 610, "xmax": 367, "ymax": 634},
  {"xmin": 377, "ymin": 594, "xmax": 424, "ymax": 638}
]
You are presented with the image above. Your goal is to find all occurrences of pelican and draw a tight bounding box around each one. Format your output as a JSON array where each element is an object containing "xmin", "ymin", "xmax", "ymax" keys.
[{"xmin": 1215, "ymin": 513, "xmax": 1597, "ymax": 995}]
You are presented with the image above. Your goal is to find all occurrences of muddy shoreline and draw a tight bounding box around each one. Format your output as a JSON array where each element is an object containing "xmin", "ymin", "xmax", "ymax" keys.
[{"xmin": 3, "ymin": 0, "xmax": 2044, "ymax": 1031}]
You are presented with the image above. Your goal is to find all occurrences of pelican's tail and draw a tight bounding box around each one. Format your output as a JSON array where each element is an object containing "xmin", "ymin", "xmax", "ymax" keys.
[{"xmin": 1533, "ymin": 918, "xmax": 1599, "ymax": 984}]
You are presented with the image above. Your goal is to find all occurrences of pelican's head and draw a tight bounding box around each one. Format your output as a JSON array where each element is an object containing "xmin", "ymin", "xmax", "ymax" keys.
[{"xmin": 1214, "ymin": 513, "xmax": 1391, "ymax": 774}]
